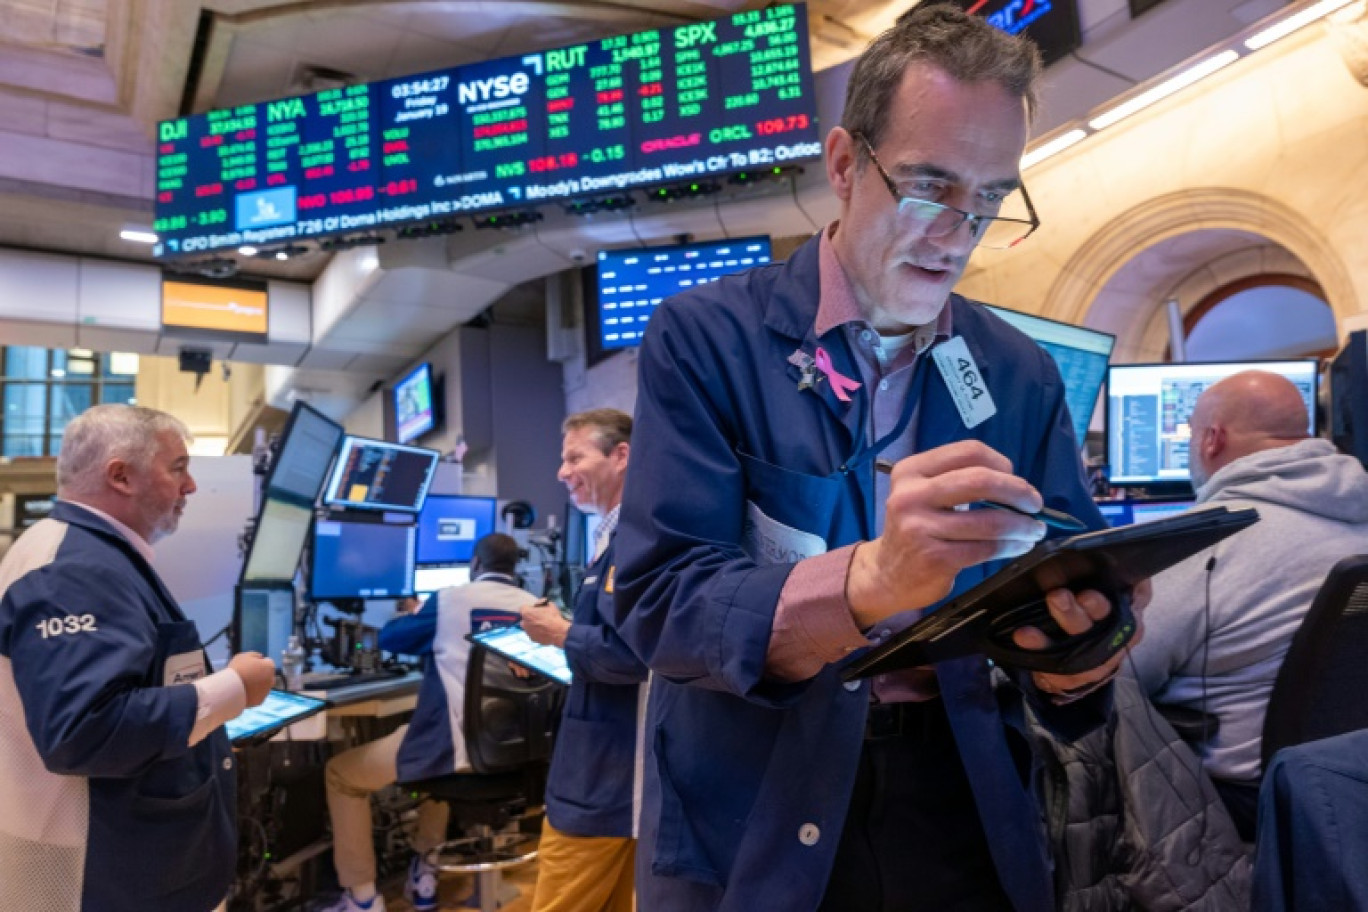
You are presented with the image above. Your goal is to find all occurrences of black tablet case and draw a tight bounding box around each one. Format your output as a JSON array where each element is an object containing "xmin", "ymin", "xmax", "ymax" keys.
[{"xmin": 842, "ymin": 505, "xmax": 1259, "ymax": 678}]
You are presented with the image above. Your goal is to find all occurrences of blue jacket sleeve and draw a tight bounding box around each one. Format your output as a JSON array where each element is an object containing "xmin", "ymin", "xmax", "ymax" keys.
[
  {"xmin": 379, "ymin": 596, "xmax": 438, "ymax": 656},
  {"xmin": 564, "ymin": 609, "xmax": 649, "ymax": 686},
  {"xmin": 6, "ymin": 567, "xmax": 198, "ymax": 778},
  {"xmin": 612, "ymin": 303, "xmax": 804, "ymax": 706}
]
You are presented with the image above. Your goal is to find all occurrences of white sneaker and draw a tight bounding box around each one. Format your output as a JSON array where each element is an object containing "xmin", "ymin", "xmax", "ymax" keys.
[
  {"xmin": 405, "ymin": 854, "xmax": 440, "ymax": 911},
  {"xmin": 317, "ymin": 889, "xmax": 387, "ymax": 912}
]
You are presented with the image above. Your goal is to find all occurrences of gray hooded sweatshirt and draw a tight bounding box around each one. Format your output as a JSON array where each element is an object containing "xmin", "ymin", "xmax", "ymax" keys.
[{"xmin": 1127, "ymin": 438, "xmax": 1368, "ymax": 782}]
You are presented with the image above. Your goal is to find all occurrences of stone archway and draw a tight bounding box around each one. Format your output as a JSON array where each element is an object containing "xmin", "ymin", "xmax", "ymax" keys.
[{"xmin": 1043, "ymin": 188, "xmax": 1357, "ymax": 362}]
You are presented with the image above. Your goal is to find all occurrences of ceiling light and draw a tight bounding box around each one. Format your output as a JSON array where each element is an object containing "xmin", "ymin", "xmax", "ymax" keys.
[
  {"xmin": 238, "ymin": 246, "xmax": 259, "ymax": 256},
  {"xmin": 120, "ymin": 228, "xmax": 159, "ymax": 244},
  {"xmin": 1089, "ymin": 50, "xmax": 1240, "ymax": 131},
  {"xmin": 1021, "ymin": 129, "xmax": 1089, "ymax": 170},
  {"xmin": 1245, "ymin": 0, "xmax": 1355, "ymax": 50}
]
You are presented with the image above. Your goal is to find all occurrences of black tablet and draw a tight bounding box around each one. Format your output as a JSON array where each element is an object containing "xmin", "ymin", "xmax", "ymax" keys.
[
  {"xmin": 224, "ymin": 689, "xmax": 329, "ymax": 745},
  {"xmin": 468, "ymin": 625, "xmax": 573, "ymax": 685},
  {"xmin": 842, "ymin": 505, "xmax": 1260, "ymax": 678}
]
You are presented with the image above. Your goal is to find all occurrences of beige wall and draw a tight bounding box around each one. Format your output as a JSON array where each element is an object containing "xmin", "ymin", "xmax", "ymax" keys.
[
  {"xmin": 956, "ymin": 16, "xmax": 1368, "ymax": 362},
  {"xmin": 134, "ymin": 355, "xmax": 264, "ymax": 455}
]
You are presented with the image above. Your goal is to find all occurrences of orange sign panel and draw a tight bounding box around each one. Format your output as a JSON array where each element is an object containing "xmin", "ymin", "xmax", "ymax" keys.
[{"xmin": 162, "ymin": 280, "xmax": 268, "ymax": 335}]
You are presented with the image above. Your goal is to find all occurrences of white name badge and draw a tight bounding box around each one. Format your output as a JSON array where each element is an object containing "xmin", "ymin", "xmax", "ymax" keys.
[
  {"xmin": 741, "ymin": 500, "xmax": 827, "ymax": 566},
  {"xmin": 164, "ymin": 650, "xmax": 207, "ymax": 686},
  {"xmin": 931, "ymin": 336, "xmax": 997, "ymax": 429}
]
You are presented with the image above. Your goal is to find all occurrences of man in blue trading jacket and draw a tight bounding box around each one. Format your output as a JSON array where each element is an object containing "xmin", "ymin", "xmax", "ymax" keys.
[
  {"xmin": 521, "ymin": 408, "xmax": 646, "ymax": 912},
  {"xmin": 321, "ymin": 532, "xmax": 528, "ymax": 912},
  {"xmin": 0, "ymin": 404, "xmax": 276, "ymax": 912},
  {"xmin": 613, "ymin": 8, "xmax": 1149, "ymax": 912}
]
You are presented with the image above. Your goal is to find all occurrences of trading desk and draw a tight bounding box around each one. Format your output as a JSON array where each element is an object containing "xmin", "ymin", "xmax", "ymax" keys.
[{"xmin": 259, "ymin": 670, "xmax": 423, "ymax": 741}]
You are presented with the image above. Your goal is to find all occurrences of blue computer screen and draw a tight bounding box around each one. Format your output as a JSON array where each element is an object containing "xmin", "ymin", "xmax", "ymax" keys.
[
  {"xmin": 984, "ymin": 305, "xmax": 1115, "ymax": 445},
  {"xmin": 595, "ymin": 236, "xmax": 771, "ymax": 351},
  {"xmin": 416, "ymin": 495, "xmax": 498, "ymax": 565},
  {"xmin": 310, "ymin": 519, "xmax": 416, "ymax": 600}
]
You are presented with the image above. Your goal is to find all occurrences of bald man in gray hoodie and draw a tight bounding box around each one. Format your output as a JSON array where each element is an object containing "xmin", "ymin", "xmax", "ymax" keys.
[{"xmin": 1128, "ymin": 370, "xmax": 1368, "ymax": 839}]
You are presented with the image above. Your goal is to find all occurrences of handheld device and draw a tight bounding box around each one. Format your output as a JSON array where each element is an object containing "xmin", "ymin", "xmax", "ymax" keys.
[
  {"xmin": 467, "ymin": 625, "xmax": 572, "ymax": 685},
  {"xmin": 842, "ymin": 505, "xmax": 1260, "ymax": 678},
  {"xmin": 224, "ymin": 689, "xmax": 329, "ymax": 746}
]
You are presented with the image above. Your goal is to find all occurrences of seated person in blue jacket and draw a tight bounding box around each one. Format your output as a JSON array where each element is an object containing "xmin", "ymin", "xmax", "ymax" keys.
[
  {"xmin": 0, "ymin": 404, "xmax": 276, "ymax": 912},
  {"xmin": 611, "ymin": 7, "xmax": 1150, "ymax": 912},
  {"xmin": 521, "ymin": 408, "xmax": 648, "ymax": 912},
  {"xmin": 321, "ymin": 532, "xmax": 528, "ymax": 912}
]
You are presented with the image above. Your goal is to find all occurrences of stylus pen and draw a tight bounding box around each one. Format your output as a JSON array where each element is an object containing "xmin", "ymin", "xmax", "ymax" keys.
[{"xmin": 873, "ymin": 459, "xmax": 1088, "ymax": 533}]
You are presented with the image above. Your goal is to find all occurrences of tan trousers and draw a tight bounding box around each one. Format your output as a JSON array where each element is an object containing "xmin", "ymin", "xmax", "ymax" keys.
[
  {"xmin": 325, "ymin": 724, "xmax": 449, "ymax": 888},
  {"xmin": 529, "ymin": 818, "xmax": 635, "ymax": 912}
]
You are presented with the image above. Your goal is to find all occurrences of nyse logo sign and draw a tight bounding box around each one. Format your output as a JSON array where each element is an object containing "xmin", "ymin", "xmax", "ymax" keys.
[{"xmin": 457, "ymin": 72, "xmax": 531, "ymax": 106}]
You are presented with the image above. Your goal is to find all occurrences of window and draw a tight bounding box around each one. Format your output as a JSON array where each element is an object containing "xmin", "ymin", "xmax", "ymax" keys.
[{"xmin": 0, "ymin": 347, "xmax": 139, "ymax": 458}]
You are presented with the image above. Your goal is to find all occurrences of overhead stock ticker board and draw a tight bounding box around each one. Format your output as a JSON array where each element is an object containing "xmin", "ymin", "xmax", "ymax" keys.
[{"xmin": 153, "ymin": 4, "xmax": 822, "ymax": 257}]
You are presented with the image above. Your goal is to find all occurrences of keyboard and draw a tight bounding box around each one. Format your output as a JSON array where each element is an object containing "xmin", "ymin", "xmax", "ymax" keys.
[{"xmin": 305, "ymin": 668, "xmax": 409, "ymax": 691}]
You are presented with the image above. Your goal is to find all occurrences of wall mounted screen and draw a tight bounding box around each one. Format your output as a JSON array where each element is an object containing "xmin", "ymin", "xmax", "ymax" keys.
[
  {"xmin": 310, "ymin": 518, "xmax": 416, "ymax": 600},
  {"xmin": 951, "ymin": 0, "xmax": 1082, "ymax": 65},
  {"xmin": 593, "ymin": 236, "xmax": 770, "ymax": 351},
  {"xmin": 416, "ymin": 495, "xmax": 498, "ymax": 565},
  {"xmin": 394, "ymin": 362, "xmax": 436, "ymax": 445},
  {"xmin": 162, "ymin": 278, "xmax": 268, "ymax": 339},
  {"xmin": 323, "ymin": 436, "xmax": 440, "ymax": 513},
  {"xmin": 1107, "ymin": 360, "xmax": 1318, "ymax": 486},
  {"xmin": 984, "ymin": 304, "xmax": 1115, "ymax": 444},
  {"xmin": 152, "ymin": 6, "xmax": 820, "ymax": 256}
]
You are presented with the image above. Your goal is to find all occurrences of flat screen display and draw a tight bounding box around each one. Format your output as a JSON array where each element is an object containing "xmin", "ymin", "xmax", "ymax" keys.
[
  {"xmin": 394, "ymin": 362, "xmax": 436, "ymax": 445},
  {"xmin": 414, "ymin": 564, "xmax": 472, "ymax": 597},
  {"xmin": 1107, "ymin": 360, "xmax": 1318, "ymax": 486},
  {"xmin": 322, "ymin": 436, "xmax": 439, "ymax": 513},
  {"xmin": 241, "ymin": 497, "xmax": 314, "ymax": 583},
  {"xmin": 235, "ymin": 584, "xmax": 295, "ymax": 659},
  {"xmin": 310, "ymin": 518, "xmax": 416, "ymax": 600},
  {"xmin": 984, "ymin": 304, "xmax": 1115, "ymax": 444},
  {"xmin": 1096, "ymin": 499, "xmax": 1196, "ymax": 527},
  {"xmin": 416, "ymin": 495, "xmax": 498, "ymax": 564},
  {"xmin": 162, "ymin": 277, "xmax": 268, "ymax": 338},
  {"xmin": 951, "ymin": 0, "xmax": 1082, "ymax": 66},
  {"xmin": 263, "ymin": 401, "xmax": 344, "ymax": 505},
  {"xmin": 594, "ymin": 236, "xmax": 771, "ymax": 351},
  {"xmin": 152, "ymin": 6, "xmax": 821, "ymax": 257}
]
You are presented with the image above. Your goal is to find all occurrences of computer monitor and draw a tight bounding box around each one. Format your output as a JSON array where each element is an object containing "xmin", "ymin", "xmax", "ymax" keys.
[
  {"xmin": 310, "ymin": 518, "xmax": 417, "ymax": 601},
  {"xmin": 322, "ymin": 436, "xmax": 440, "ymax": 513},
  {"xmin": 414, "ymin": 564, "xmax": 472, "ymax": 599},
  {"xmin": 234, "ymin": 583, "xmax": 295, "ymax": 659},
  {"xmin": 1106, "ymin": 360, "xmax": 1318, "ymax": 487},
  {"xmin": 240, "ymin": 497, "xmax": 314, "ymax": 583},
  {"xmin": 1330, "ymin": 330, "xmax": 1368, "ymax": 470},
  {"xmin": 416, "ymin": 495, "xmax": 498, "ymax": 565},
  {"xmin": 1130, "ymin": 500, "xmax": 1197, "ymax": 525},
  {"xmin": 394, "ymin": 362, "xmax": 437, "ymax": 445},
  {"xmin": 984, "ymin": 305, "xmax": 1115, "ymax": 444},
  {"xmin": 264, "ymin": 401, "xmax": 344, "ymax": 505}
]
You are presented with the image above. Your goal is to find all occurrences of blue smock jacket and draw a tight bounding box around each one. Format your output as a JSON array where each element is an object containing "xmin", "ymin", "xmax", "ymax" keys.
[
  {"xmin": 545, "ymin": 534, "xmax": 650, "ymax": 837},
  {"xmin": 613, "ymin": 235, "xmax": 1108, "ymax": 912},
  {"xmin": 0, "ymin": 501, "xmax": 235, "ymax": 912}
]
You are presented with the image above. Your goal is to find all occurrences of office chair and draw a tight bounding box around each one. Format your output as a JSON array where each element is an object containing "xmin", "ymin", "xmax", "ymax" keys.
[
  {"xmin": 400, "ymin": 644, "xmax": 561, "ymax": 911},
  {"xmin": 1261, "ymin": 554, "xmax": 1368, "ymax": 769}
]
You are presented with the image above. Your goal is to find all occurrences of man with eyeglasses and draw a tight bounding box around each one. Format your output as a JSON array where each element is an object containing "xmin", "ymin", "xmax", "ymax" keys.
[{"xmin": 613, "ymin": 6, "xmax": 1145, "ymax": 912}]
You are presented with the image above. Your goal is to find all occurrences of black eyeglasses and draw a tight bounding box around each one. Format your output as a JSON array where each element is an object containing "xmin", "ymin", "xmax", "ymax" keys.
[{"xmin": 853, "ymin": 132, "xmax": 1039, "ymax": 250}]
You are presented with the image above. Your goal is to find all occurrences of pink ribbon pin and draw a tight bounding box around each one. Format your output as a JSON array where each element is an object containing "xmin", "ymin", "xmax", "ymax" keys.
[{"xmin": 814, "ymin": 347, "xmax": 862, "ymax": 402}]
